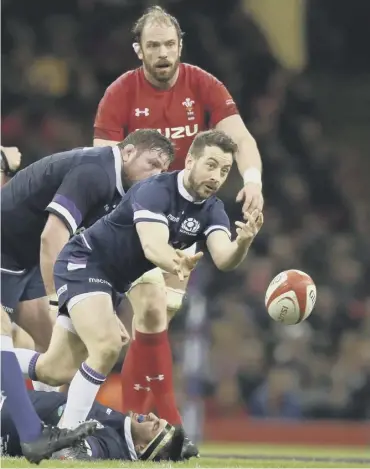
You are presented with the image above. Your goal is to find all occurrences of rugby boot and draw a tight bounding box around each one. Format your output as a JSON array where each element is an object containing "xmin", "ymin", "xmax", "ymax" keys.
[{"xmin": 20, "ymin": 420, "xmax": 98, "ymax": 464}]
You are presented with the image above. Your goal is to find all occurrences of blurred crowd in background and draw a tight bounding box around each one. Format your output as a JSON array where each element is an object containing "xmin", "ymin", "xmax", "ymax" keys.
[{"xmin": 2, "ymin": 0, "xmax": 370, "ymax": 421}]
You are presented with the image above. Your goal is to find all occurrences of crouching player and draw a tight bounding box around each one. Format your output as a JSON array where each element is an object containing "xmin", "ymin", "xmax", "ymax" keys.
[{"xmin": 1, "ymin": 390, "xmax": 186, "ymax": 462}]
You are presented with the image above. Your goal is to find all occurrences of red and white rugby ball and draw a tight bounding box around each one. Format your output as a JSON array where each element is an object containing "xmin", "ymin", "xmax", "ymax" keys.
[{"xmin": 265, "ymin": 270, "xmax": 317, "ymax": 325}]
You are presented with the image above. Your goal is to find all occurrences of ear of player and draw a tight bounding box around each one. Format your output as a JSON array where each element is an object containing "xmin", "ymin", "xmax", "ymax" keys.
[{"xmin": 265, "ymin": 269, "xmax": 317, "ymax": 325}]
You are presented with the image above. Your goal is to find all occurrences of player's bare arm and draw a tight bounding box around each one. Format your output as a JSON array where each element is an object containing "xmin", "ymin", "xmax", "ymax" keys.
[
  {"xmin": 206, "ymin": 211, "xmax": 263, "ymax": 271},
  {"xmin": 216, "ymin": 115, "xmax": 264, "ymax": 213},
  {"xmin": 40, "ymin": 214, "xmax": 70, "ymax": 296},
  {"xmin": 136, "ymin": 221, "xmax": 202, "ymax": 279}
]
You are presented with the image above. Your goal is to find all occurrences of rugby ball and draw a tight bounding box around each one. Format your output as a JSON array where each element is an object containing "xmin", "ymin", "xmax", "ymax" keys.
[{"xmin": 265, "ymin": 270, "xmax": 317, "ymax": 325}]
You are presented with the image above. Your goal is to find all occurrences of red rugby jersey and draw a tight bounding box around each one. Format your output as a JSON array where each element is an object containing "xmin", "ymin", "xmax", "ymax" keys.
[{"xmin": 94, "ymin": 63, "xmax": 239, "ymax": 170}]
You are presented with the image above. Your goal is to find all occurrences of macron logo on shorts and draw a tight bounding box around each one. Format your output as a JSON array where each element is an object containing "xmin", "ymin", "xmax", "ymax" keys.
[{"xmin": 88, "ymin": 278, "xmax": 112, "ymax": 287}]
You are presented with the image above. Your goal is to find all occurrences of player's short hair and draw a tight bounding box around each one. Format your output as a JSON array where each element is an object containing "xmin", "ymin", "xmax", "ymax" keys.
[
  {"xmin": 132, "ymin": 5, "xmax": 184, "ymax": 44},
  {"xmin": 154, "ymin": 425, "xmax": 185, "ymax": 461},
  {"xmin": 118, "ymin": 129, "xmax": 175, "ymax": 163},
  {"xmin": 189, "ymin": 130, "xmax": 238, "ymax": 159},
  {"xmin": 139, "ymin": 424, "xmax": 185, "ymax": 462}
]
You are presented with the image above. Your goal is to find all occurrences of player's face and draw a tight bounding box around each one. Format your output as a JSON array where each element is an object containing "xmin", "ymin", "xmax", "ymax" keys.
[
  {"xmin": 123, "ymin": 147, "xmax": 171, "ymax": 182},
  {"xmin": 186, "ymin": 146, "xmax": 233, "ymax": 199},
  {"xmin": 138, "ymin": 22, "xmax": 181, "ymax": 85},
  {"xmin": 131, "ymin": 412, "xmax": 169, "ymax": 450}
]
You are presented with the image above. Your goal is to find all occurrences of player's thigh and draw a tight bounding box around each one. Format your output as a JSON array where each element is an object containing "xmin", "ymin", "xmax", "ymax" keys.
[
  {"xmin": 163, "ymin": 271, "xmax": 189, "ymax": 315},
  {"xmin": 1, "ymin": 306, "xmax": 12, "ymax": 336},
  {"xmin": 36, "ymin": 318, "xmax": 87, "ymax": 385},
  {"xmin": 127, "ymin": 268, "xmax": 168, "ymax": 330},
  {"xmin": 162, "ymin": 242, "xmax": 196, "ymax": 291},
  {"xmin": 16, "ymin": 266, "xmax": 53, "ymax": 351},
  {"xmin": 54, "ymin": 255, "xmax": 122, "ymax": 367},
  {"xmin": 163, "ymin": 270, "xmax": 190, "ymax": 292},
  {"xmin": 16, "ymin": 297, "xmax": 53, "ymax": 352},
  {"xmin": 67, "ymin": 293, "xmax": 122, "ymax": 361},
  {"xmin": 11, "ymin": 323, "xmax": 35, "ymax": 350}
]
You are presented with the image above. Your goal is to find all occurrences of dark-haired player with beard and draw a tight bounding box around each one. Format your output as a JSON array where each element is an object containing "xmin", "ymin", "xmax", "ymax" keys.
[
  {"xmin": 1, "ymin": 130, "xmax": 173, "ymax": 358},
  {"xmin": 93, "ymin": 6, "xmax": 264, "ymax": 439},
  {"xmin": 1, "ymin": 389, "xmax": 187, "ymax": 462}
]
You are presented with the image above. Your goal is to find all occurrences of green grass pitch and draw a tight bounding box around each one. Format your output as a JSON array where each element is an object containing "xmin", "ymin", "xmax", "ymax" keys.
[
  {"xmin": 2, "ymin": 443, "xmax": 370, "ymax": 468},
  {"xmin": 1, "ymin": 444, "xmax": 370, "ymax": 469}
]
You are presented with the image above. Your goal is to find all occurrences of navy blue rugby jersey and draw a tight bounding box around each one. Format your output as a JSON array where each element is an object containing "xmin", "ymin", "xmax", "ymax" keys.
[
  {"xmin": 81, "ymin": 170, "xmax": 231, "ymax": 292},
  {"xmin": 1, "ymin": 390, "xmax": 136, "ymax": 460},
  {"xmin": 1, "ymin": 146, "xmax": 124, "ymax": 268}
]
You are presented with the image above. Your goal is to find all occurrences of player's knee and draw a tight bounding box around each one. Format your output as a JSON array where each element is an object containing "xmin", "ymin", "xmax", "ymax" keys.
[
  {"xmin": 89, "ymin": 330, "xmax": 122, "ymax": 370},
  {"xmin": 138, "ymin": 288, "xmax": 167, "ymax": 332},
  {"xmin": 1, "ymin": 307, "xmax": 12, "ymax": 336},
  {"xmin": 129, "ymin": 282, "xmax": 167, "ymax": 332},
  {"xmin": 36, "ymin": 353, "xmax": 77, "ymax": 386},
  {"xmin": 12, "ymin": 324, "xmax": 35, "ymax": 349}
]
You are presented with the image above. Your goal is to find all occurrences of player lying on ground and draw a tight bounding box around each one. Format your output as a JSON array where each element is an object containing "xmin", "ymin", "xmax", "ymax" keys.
[
  {"xmin": 0, "ymin": 307, "xmax": 97, "ymax": 464},
  {"xmin": 14, "ymin": 130, "xmax": 263, "ymax": 459},
  {"xmin": 1, "ymin": 130, "xmax": 174, "ymax": 362},
  {"xmin": 1, "ymin": 390, "xmax": 186, "ymax": 462},
  {"xmin": 93, "ymin": 5, "xmax": 264, "ymax": 423}
]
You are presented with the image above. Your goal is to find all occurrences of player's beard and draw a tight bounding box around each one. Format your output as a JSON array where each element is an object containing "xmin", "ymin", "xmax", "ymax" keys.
[
  {"xmin": 144, "ymin": 56, "xmax": 180, "ymax": 85},
  {"xmin": 121, "ymin": 167, "xmax": 134, "ymax": 189},
  {"xmin": 188, "ymin": 170, "xmax": 217, "ymax": 201}
]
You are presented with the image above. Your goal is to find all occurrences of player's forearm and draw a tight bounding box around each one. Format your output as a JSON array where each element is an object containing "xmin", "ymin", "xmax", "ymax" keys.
[
  {"xmin": 235, "ymin": 134, "xmax": 263, "ymax": 184},
  {"xmin": 142, "ymin": 242, "xmax": 180, "ymax": 275},
  {"xmin": 215, "ymin": 239, "xmax": 251, "ymax": 271},
  {"xmin": 40, "ymin": 236, "xmax": 68, "ymax": 296}
]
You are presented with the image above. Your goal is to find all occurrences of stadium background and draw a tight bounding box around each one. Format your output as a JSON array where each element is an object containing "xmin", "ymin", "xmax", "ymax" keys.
[{"xmin": 2, "ymin": 0, "xmax": 370, "ymax": 446}]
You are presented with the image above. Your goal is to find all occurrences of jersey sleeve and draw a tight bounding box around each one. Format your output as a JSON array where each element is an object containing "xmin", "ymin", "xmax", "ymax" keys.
[
  {"xmin": 203, "ymin": 200, "xmax": 231, "ymax": 239},
  {"xmin": 94, "ymin": 76, "xmax": 129, "ymax": 141},
  {"xmin": 199, "ymin": 70, "xmax": 239, "ymax": 127},
  {"xmin": 131, "ymin": 180, "xmax": 170, "ymax": 227},
  {"xmin": 46, "ymin": 164, "xmax": 110, "ymax": 235}
]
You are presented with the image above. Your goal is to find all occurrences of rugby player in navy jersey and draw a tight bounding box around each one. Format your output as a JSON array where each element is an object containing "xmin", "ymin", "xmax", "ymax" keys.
[
  {"xmin": 16, "ymin": 130, "xmax": 263, "ymax": 440},
  {"xmin": 1, "ymin": 130, "xmax": 174, "ymax": 354},
  {"xmin": 1, "ymin": 389, "xmax": 186, "ymax": 462}
]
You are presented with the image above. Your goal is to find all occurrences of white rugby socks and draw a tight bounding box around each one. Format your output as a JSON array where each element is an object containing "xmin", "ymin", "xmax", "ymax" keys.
[{"xmin": 59, "ymin": 362, "xmax": 106, "ymax": 429}]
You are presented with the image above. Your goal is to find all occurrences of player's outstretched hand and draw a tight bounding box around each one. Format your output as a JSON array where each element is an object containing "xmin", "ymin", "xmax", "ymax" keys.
[
  {"xmin": 115, "ymin": 315, "xmax": 130, "ymax": 346},
  {"xmin": 235, "ymin": 210, "xmax": 263, "ymax": 246},
  {"xmin": 174, "ymin": 250, "xmax": 204, "ymax": 281}
]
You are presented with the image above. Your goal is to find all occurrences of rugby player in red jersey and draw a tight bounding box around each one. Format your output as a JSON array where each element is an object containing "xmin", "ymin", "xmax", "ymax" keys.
[{"xmin": 93, "ymin": 6, "xmax": 263, "ymax": 449}]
